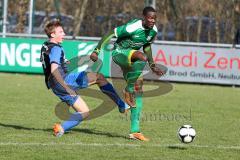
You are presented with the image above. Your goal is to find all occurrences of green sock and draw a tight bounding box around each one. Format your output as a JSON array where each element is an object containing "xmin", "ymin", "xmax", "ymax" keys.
[{"xmin": 130, "ymin": 94, "xmax": 143, "ymax": 133}]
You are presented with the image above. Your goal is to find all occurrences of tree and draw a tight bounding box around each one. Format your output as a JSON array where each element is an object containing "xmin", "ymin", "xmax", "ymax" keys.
[
  {"xmin": 73, "ymin": 0, "xmax": 88, "ymax": 37},
  {"xmin": 16, "ymin": 0, "xmax": 28, "ymax": 33}
]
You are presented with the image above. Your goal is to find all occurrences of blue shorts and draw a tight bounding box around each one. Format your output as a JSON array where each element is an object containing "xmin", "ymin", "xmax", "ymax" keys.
[{"xmin": 50, "ymin": 71, "xmax": 89, "ymax": 106}]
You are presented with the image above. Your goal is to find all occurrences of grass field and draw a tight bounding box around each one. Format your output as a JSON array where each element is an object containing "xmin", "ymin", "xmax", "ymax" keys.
[{"xmin": 0, "ymin": 73, "xmax": 240, "ymax": 160}]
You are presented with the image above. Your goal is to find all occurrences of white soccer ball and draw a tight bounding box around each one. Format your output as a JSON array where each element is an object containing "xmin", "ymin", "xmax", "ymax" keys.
[{"xmin": 178, "ymin": 125, "xmax": 196, "ymax": 143}]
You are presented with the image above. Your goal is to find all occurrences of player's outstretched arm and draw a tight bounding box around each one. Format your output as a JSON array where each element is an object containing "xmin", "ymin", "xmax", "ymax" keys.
[
  {"xmin": 90, "ymin": 30, "xmax": 115, "ymax": 62},
  {"xmin": 51, "ymin": 63, "xmax": 76, "ymax": 96},
  {"xmin": 143, "ymin": 44, "xmax": 154, "ymax": 67},
  {"xmin": 143, "ymin": 44, "xmax": 164, "ymax": 76}
]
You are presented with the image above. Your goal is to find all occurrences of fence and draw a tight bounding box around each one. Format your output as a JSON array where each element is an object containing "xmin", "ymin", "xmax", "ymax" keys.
[
  {"xmin": 1, "ymin": 35, "xmax": 239, "ymax": 86},
  {"xmin": 1, "ymin": 0, "xmax": 240, "ymax": 44}
]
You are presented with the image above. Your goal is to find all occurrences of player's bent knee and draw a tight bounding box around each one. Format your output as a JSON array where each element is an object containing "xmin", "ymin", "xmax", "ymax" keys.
[
  {"xmin": 96, "ymin": 73, "xmax": 107, "ymax": 83},
  {"xmin": 132, "ymin": 51, "xmax": 147, "ymax": 62},
  {"xmin": 81, "ymin": 111, "xmax": 90, "ymax": 119},
  {"xmin": 141, "ymin": 55, "xmax": 147, "ymax": 62},
  {"xmin": 97, "ymin": 73, "xmax": 105, "ymax": 79}
]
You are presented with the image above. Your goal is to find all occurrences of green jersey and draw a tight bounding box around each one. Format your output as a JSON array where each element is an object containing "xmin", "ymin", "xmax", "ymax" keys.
[{"xmin": 114, "ymin": 19, "xmax": 158, "ymax": 50}]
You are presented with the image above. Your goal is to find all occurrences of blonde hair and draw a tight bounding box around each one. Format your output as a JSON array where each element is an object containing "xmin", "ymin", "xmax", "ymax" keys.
[{"xmin": 44, "ymin": 20, "xmax": 62, "ymax": 38}]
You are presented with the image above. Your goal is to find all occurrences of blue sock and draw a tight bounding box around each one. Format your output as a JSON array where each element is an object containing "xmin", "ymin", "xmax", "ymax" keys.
[
  {"xmin": 100, "ymin": 83, "xmax": 125, "ymax": 108},
  {"xmin": 61, "ymin": 112, "xmax": 83, "ymax": 132}
]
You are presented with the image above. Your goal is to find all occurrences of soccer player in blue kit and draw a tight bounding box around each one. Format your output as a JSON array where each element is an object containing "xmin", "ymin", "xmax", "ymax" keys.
[{"xmin": 40, "ymin": 20, "xmax": 129, "ymax": 137}]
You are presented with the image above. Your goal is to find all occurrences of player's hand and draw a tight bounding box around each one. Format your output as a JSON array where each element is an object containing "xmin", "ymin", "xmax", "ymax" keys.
[
  {"xmin": 90, "ymin": 52, "xmax": 98, "ymax": 62},
  {"xmin": 66, "ymin": 87, "xmax": 77, "ymax": 96},
  {"xmin": 151, "ymin": 64, "xmax": 165, "ymax": 76}
]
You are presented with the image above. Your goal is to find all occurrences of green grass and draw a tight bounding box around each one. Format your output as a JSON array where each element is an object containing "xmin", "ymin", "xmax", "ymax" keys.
[{"xmin": 0, "ymin": 73, "xmax": 240, "ymax": 160}]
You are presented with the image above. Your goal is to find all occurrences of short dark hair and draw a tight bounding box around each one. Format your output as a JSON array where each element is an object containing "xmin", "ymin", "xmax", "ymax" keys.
[
  {"xmin": 143, "ymin": 6, "xmax": 156, "ymax": 16},
  {"xmin": 44, "ymin": 20, "xmax": 62, "ymax": 38}
]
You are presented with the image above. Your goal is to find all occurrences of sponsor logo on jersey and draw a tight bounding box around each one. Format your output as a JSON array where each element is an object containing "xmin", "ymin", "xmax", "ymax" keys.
[{"xmin": 147, "ymin": 36, "xmax": 152, "ymax": 41}]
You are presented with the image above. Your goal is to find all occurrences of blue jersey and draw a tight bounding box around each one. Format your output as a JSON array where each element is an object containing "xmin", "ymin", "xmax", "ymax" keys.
[
  {"xmin": 40, "ymin": 41, "xmax": 68, "ymax": 89},
  {"xmin": 40, "ymin": 41, "xmax": 89, "ymax": 106}
]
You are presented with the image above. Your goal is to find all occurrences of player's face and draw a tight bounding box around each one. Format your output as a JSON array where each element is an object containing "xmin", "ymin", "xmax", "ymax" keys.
[
  {"xmin": 51, "ymin": 26, "xmax": 65, "ymax": 43},
  {"xmin": 143, "ymin": 11, "xmax": 156, "ymax": 29}
]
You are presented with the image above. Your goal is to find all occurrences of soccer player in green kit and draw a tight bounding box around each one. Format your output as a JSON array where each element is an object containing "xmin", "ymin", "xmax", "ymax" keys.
[{"xmin": 90, "ymin": 6, "xmax": 164, "ymax": 141}]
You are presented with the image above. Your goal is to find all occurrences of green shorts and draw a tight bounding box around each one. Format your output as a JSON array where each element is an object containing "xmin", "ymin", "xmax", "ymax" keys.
[{"xmin": 112, "ymin": 48, "xmax": 137, "ymax": 67}]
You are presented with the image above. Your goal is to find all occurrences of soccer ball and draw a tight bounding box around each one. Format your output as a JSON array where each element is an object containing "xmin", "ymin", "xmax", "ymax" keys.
[{"xmin": 178, "ymin": 125, "xmax": 196, "ymax": 143}]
